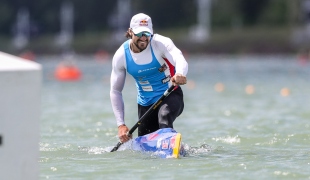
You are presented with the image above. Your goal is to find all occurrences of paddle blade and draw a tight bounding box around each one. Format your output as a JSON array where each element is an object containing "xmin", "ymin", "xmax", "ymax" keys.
[{"xmin": 110, "ymin": 142, "xmax": 123, "ymax": 152}]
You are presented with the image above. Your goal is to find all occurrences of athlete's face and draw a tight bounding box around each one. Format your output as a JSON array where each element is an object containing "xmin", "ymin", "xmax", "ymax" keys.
[{"xmin": 131, "ymin": 30, "xmax": 151, "ymax": 52}]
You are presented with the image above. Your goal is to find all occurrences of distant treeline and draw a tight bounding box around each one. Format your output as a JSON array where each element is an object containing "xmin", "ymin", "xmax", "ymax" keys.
[{"xmin": 0, "ymin": 0, "xmax": 303, "ymax": 36}]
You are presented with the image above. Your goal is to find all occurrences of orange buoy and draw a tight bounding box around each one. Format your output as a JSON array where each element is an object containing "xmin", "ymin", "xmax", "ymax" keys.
[
  {"xmin": 245, "ymin": 85, "xmax": 255, "ymax": 95},
  {"xmin": 280, "ymin": 87, "xmax": 290, "ymax": 97},
  {"xmin": 54, "ymin": 62, "xmax": 81, "ymax": 81},
  {"xmin": 214, "ymin": 82, "xmax": 225, "ymax": 92}
]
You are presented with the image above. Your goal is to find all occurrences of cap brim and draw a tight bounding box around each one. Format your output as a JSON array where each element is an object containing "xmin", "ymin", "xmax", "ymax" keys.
[{"xmin": 132, "ymin": 27, "xmax": 153, "ymax": 34}]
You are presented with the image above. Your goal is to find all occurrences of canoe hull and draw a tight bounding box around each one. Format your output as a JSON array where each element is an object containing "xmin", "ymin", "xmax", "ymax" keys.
[{"xmin": 132, "ymin": 128, "xmax": 185, "ymax": 158}]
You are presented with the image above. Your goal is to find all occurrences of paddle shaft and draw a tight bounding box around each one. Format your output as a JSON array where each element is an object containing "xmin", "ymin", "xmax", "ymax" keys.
[{"xmin": 110, "ymin": 85, "xmax": 177, "ymax": 152}]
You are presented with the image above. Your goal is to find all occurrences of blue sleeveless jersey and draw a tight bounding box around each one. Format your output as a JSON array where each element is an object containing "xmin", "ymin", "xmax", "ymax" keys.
[{"xmin": 124, "ymin": 40, "xmax": 170, "ymax": 106}]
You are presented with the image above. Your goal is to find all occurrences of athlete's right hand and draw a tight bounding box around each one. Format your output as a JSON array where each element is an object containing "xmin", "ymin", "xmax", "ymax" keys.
[
  {"xmin": 118, "ymin": 125, "xmax": 132, "ymax": 143},
  {"xmin": 171, "ymin": 73, "xmax": 187, "ymax": 86}
]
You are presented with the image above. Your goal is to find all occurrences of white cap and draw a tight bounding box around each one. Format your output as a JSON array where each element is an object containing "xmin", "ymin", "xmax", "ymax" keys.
[{"xmin": 130, "ymin": 13, "xmax": 153, "ymax": 34}]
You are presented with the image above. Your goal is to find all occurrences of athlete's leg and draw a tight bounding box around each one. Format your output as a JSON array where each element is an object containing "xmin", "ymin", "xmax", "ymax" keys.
[
  {"xmin": 137, "ymin": 104, "xmax": 160, "ymax": 136},
  {"xmin": 158, "ymin": 87, "xmax": 184, "ymax": 129},
  {"xmin": 137, "ymin": 87, "xmax": 184, "ymax": 136}
]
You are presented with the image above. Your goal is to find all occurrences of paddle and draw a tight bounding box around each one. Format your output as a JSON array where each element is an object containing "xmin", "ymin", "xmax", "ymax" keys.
[{"xmin": 110, "ymin": 85, "xmax": 177, "ymax": 152}]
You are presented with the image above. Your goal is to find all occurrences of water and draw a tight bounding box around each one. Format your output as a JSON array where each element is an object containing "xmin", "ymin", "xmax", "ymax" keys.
[{"xmin": 39, "ymin": 55, "xmax": 310, "ymax": 179}]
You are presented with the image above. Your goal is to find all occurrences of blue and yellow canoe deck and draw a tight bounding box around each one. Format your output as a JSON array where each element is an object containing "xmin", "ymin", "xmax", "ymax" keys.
[{"xmin": 132, "ymin": 128, "xmax": 185, "ymax": 158}]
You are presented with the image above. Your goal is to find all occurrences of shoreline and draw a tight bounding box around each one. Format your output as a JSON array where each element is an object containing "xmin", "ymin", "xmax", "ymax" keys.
[{"xmin": 2, "ymin": 26, "xmax": 310, "ymax": 56}]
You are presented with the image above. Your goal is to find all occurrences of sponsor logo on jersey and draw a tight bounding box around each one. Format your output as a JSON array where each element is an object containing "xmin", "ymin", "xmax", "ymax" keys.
[
  {"xmin": 142, "ymin": 85, "xmax": 153, "ymax": 92},
  {"xmin": 139, "ymin": 80, "xmax": 149, "ymax": 85},
  {"xmin": 138, "ymin": 67, "xmax": 157, "ymax": 73},
  {"xmin": 161, "ymin": 75, "xmax": 171, "ymax": 84},
  {"xmin": 158, "ymin": 63, "xmax": 167, "ymax": 72}
]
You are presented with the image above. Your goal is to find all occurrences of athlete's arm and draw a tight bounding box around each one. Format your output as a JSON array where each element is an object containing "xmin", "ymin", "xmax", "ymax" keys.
[
  {"xmin": 154, "ymin": 35, "xmax": 188, "ymax": 85},
  {"xmin": 110, "ymin": 47, "xmax": 126, "ymax": 127},
  {"xmin": 110, "ymin": 47, "xmax": 132, "ymax": 142}
]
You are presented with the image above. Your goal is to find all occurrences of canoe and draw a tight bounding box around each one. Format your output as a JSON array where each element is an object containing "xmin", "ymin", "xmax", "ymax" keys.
[{"xmin": 131, "ymin": 128, "xmax": 185, "ymax": 158}]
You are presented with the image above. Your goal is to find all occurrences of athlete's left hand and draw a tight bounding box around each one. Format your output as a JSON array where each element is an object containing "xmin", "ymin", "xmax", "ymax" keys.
[{"xmin": 171, "ymin": 73, "xmax": 187, "ymax": 86}]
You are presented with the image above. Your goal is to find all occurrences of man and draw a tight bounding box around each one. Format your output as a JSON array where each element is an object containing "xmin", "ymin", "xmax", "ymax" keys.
[{"xmin": 110, "ymin": 13, "xmax": 188, "ymax": 143}]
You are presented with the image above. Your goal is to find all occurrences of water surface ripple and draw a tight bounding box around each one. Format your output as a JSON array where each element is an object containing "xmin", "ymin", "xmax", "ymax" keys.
[{"xmin": 39, "ymin": 55, "xmax": 310, "ymax": 179}]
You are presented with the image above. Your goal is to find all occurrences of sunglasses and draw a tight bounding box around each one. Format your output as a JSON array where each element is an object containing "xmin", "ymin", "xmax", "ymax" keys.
[{"xmin": 134, "ymin": 31, "xmax": 152, "ymax": 38}]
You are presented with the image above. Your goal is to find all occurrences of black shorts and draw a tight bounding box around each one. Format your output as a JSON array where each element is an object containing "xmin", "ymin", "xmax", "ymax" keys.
[{"xmin": 137, "ymin": 86, "xmax": 184, "ymax": 136}]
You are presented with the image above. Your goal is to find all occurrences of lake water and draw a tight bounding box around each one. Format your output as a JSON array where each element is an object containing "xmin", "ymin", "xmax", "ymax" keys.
[{"xmin": 38, "ymin": 55, "xmax": 310, "ymax": 179}]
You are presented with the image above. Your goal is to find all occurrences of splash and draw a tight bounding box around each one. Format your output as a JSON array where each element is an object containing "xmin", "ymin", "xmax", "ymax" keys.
[
  {"xmin": 79, "ymin": 146, "xmax": 113, "ymax": 154},
  {"xmin": 212, "ymin": 135, "xmax": 240, "ymax": 144},
  {"xmin": 184, "ymin": 144, "xmax": 213, "ymax": 156},
  {"xmin": 84, "ymin": 140, "xmax": 133, "ymax": 154}
]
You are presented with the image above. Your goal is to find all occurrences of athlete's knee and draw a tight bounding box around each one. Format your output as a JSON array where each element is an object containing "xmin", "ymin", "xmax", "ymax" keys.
[{"xmin": 158, "ymin": 105, "xmax": 174, "ymax": 128}]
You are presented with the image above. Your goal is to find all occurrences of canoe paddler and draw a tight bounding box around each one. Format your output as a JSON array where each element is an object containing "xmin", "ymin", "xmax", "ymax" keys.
[{"xmin": 110, "ymin": 13, "xmax": 188, "ymax": 143}]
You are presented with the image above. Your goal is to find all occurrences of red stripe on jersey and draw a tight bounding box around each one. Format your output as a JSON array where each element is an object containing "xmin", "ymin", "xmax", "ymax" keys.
[{"xmin": 163, "ymin": 57, "xmax": 175, "ymax": 77}]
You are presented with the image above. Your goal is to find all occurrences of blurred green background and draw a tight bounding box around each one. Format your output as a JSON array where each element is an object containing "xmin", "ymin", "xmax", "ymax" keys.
[{"xmin": 0, "ymin": 0, "xmax": 309, "ymax": 55}]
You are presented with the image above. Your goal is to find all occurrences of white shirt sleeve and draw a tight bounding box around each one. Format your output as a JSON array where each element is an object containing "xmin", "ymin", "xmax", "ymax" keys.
[
  {"xmin": 110, "ymin": 46, "xmax": 127, "ymax": 127},
  {"xmin": 152, "ymin": 34, "xmax": 188, "ymax": 76}
]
